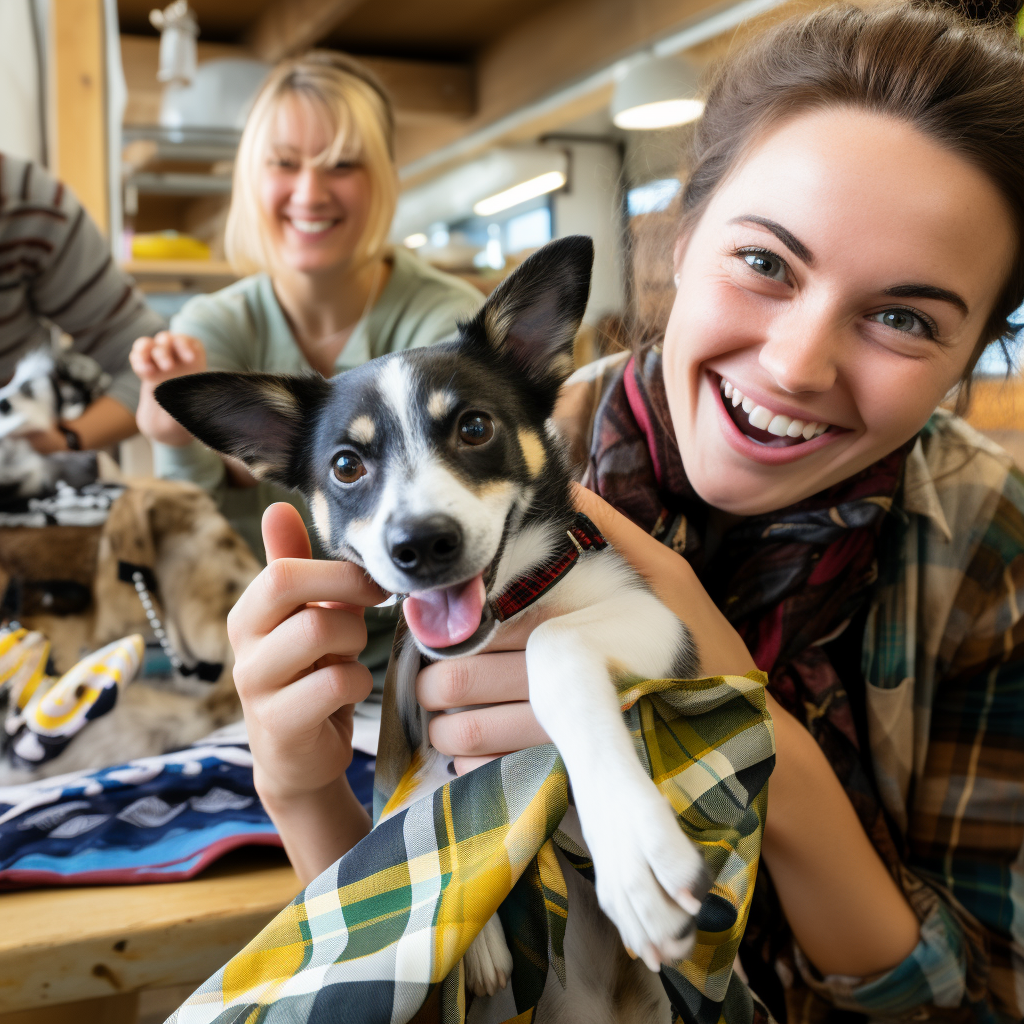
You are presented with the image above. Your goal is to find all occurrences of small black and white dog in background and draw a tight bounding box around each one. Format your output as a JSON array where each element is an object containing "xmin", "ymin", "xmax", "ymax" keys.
[
  {"xmin": 0, "ymin": 349, "xmax": 106, "ymax": 498},
  {"xmin": 156, "ymin": 236, "xmax": 708, "ymax": 1022}
]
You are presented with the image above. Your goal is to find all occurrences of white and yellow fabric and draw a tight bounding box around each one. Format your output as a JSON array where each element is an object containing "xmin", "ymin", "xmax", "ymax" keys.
[
  {"xmin": 8, "ymin": 634, "xmax": 144, "ymax": 768},
  {"xmin": 0, "ymin": 626, "xmax": 51, "ymax": 737}
]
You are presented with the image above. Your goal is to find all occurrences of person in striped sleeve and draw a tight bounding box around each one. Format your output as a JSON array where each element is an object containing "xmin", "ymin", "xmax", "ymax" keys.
[{"xmin": 0, "ymin": 153, "xmax": 164, "ymax": 452}]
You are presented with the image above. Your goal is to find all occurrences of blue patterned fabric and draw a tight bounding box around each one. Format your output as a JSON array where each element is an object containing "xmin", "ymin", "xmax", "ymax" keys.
[{"xmin": 0, "ymin": 742, "xmax": 375, "ymax": 887}]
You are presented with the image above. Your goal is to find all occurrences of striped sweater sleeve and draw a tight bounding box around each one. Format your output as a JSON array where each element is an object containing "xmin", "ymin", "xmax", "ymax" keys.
[{"xmin": 0, "ymin": 154, "xmax": 165, "ymax": 411}]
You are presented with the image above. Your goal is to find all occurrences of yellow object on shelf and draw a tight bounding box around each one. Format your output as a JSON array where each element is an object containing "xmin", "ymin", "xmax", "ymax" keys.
[{"xmin": 132, "ymin": 231, "xmax": 211, "ymax": 261}]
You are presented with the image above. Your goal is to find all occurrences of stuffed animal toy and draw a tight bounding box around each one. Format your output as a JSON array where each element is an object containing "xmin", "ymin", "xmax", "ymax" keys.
[{"xmin": 0, "ymin": 479, "xmax": 262, "ymax": 783}]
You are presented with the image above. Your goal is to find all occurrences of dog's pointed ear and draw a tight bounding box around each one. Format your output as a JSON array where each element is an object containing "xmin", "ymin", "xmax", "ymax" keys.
[
  {"xmin": 154, "ymin": 372, "xmax": 329, "ymax": 489},
  {"xmin": 471, "ymin": 235, "xmax": 593, "ymax": 396}
]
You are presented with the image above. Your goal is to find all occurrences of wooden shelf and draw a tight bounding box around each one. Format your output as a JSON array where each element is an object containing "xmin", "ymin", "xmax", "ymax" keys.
[
  {"xmin": 121, "ymin": 260, "xmax": 239, "ymax": 293},
  {"xmin": 121, "ymin": 259, "xmax": 236, "ymax": 280}
]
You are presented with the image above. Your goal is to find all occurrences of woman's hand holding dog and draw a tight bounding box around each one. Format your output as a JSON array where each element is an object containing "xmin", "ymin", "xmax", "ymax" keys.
[
  {"xmin": 228, "ymin": 502, "xmax": 388, "ymax": 883},
  {"xmin": 131, "ymin": 331, "xmax": 207, "ymax": 447}
]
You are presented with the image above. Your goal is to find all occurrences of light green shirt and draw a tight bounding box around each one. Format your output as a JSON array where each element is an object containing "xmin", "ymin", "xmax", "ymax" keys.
[{"xmin": 154, "ymin": 247, "xmax": 483, "ymax": 681}]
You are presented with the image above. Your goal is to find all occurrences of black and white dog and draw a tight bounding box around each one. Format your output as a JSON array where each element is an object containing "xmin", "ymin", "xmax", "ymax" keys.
[
  {"xmin": 156, "ymin": 236, "xmax": 707, "ymax": 1021},
  {"xmin": 0, "ymin": 349, "xmax": 104, "ymax": 498}
]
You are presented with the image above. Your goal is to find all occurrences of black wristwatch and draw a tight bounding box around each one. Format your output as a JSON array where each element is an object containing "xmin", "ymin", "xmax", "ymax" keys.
[{"xmin": 60, "ymin": 424, "xmax": 82, "ymax": 450}]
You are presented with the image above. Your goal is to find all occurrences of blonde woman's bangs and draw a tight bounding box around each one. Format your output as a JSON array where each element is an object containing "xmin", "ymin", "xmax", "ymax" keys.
[
  {"xmin": 296, "ymin": 91, "xmax": 360, "ymax": 169},
  {"xmin": 224, "ymin": 54, "xmax": 398, "ymax": 275}
]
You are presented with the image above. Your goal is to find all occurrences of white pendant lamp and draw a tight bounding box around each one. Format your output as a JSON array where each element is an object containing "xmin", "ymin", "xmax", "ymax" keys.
[{"xmin": 611, "ymin": 55, "xmax": 704, "ymax": 130}]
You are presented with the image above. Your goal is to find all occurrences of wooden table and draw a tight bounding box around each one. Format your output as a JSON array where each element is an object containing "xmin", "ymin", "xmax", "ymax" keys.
[{"xmin": 0, "ymin": 848, "xmax": 299, "ymax": 1023}]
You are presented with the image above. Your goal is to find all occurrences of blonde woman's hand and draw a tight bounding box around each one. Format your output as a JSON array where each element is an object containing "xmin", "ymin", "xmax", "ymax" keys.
[
  {"xmin": 130, "ymin": 331, "xmax": 207, "ymax": 446},
  {"xmin": 229, "ymin": 502, "xmax": 389, "ymax": 881}
]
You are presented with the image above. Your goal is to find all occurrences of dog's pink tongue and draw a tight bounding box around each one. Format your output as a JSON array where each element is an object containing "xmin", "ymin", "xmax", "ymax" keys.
[{"xmin": 404, "ymin": 575, "xmax": 486, "ymax": 648}]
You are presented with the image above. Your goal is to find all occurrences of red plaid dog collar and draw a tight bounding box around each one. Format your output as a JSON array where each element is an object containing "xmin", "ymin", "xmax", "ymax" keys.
[{"xmin": 489, "ymin": 512, "xmax": 608, "ymax": 623}]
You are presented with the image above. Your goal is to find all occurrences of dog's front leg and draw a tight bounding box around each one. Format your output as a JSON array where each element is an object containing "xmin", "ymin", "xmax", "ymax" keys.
[
  {"xmin": 526, "ymin": 592, "xmax": 707, "ymax": 973},
  {"xmin": 463, "ymin": 912, "xmax": 514, "ymax": 997}
]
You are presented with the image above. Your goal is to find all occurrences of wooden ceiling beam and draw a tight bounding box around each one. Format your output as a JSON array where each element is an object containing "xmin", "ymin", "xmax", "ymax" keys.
[
  {"xmin": 120, "ymin": 37, "xmax": 474, "ymax": 126},
  {"xmin": 360, "ymin": 57, "xmax": 474, "ymax": 124},
  {"xmin": 393, "ymin": 0, "xmax": 815, "ymax": 176},
  {"xmin": 244, "ymin": 0, "xmax": 370, "ymax": 64}
]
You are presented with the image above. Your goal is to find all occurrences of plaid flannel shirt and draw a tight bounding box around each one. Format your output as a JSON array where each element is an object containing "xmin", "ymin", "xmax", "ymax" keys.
[
  {"xmin": 558, "ymin": 355, "xmax": 1024, "ymax": 1022},
  {"xmin": 849, "ymin": 411, "xmax": 1024, "ymax": 1022}
]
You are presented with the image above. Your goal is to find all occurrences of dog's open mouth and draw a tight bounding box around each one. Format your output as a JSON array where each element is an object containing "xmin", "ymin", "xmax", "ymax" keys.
[{"xmin": 404, "ymin": 573, "xmax": 487, "ymax": 649}]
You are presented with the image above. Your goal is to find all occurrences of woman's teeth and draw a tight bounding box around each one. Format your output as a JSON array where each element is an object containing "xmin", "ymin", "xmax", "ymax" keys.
[
  {"xmin": 290, "ymin": 219, "xmax": 335, "ymax": 234},
  {"xmin": 721, "ymin": 379, "xmax": 829, "ymax": 441}
]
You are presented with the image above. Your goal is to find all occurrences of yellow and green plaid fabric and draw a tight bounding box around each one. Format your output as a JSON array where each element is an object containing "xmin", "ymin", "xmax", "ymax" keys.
[{"xmin": 168, "ymin": 669, "xmax": 775, "ymax": 1024}]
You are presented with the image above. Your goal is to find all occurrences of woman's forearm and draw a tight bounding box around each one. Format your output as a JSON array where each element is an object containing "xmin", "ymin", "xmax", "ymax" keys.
[
  {"xmin": 761, "ymin": 692, "xmax": 920, "ymax": 978},
  {"xmin": 136, "ymin": 386, "xmax": 195, "ymax": 447},
  {"xmin": 67, "ymin": 395, "xmax": 139, "ymax": 449},
  {"xmin": 258, "ymin": 774, "xmax": 371, "ymax": 885},
  {"xmin": 645, "ymin": 551, "xmax": 922, "ymax": 975}
]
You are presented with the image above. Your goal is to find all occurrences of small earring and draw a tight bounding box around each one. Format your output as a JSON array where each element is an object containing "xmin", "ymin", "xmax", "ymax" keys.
[{"xmin": 673, "ymin": 273, "xmax": 681, "ymax": 288}]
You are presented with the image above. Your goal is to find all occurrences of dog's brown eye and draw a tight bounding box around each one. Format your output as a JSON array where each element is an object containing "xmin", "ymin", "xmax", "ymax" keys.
[
  {"xmin": 458, "ymin": 413, "xmax": 494, "ymax": 446},
  {"xmin": 333, "ymin": 453, "xmax": 366, "ymax": 483}
]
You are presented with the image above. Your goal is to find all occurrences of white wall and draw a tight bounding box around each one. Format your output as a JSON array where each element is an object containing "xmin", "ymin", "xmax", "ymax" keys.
[
  {"xmin": 0, "ymin": 0, "xmax": 44, "ymax": 163},
  {"xmin": 551, "ymin": 141, "xmax": 625, "ymax": 325}
]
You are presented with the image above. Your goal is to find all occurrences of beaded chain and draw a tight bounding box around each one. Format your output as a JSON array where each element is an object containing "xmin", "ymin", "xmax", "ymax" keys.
[{"xmin": 131, "ymin": 569, "xmax": 184, "ymax": 674}]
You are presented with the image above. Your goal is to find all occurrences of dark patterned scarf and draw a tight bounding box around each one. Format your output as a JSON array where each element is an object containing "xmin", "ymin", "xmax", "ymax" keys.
[
  {"xmin": 589, "ymin": 347, "xmax": 909, "ymax": 680},
  {"xmin": 588, "ymin": 347, "xmax": 915, "ymax": 1021}
]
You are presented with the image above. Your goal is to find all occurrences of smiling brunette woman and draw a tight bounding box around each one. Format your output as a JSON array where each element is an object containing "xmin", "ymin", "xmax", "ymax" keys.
[{"xmin": 222, "ymin": 5, "xmax": 1024, "ymax": 1022}]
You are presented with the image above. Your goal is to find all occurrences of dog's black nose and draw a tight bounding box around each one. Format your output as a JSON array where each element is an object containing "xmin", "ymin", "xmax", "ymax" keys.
[
  {"xmin": 387, "ymin": 516, "xmax": 462, "ymax": 575},
  {"xmin": 0, "ymin": 399, "xmax": 10, "ymax": 415}
]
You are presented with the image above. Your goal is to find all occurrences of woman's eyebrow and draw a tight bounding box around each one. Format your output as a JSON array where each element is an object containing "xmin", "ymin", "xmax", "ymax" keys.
[
  {"xmin": 728, "ymin": 215, "xmax": 814, "ymax": 264},
  {"xmin": 884, "ymin": 283, "xmax": 969, "ymax": 316}
]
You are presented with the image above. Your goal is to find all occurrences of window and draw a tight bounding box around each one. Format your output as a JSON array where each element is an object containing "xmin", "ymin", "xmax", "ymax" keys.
[{"xmin": 627, "ymin": 178, "xmax": 681, "ymax": 216}]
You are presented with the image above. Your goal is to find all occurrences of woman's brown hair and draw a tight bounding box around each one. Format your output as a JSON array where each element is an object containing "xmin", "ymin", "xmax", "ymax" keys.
[{"xmin": 673, "ymin": 1, "xmax": 1024, "ymax": 382}]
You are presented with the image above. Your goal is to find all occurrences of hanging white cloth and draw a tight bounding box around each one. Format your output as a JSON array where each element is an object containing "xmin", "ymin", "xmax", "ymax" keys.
[{"xmin": 0, "ymin": 0, "xmax": 44, "ymax": 164}]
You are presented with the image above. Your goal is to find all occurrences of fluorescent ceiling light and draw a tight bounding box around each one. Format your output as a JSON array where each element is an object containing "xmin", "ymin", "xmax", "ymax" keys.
[
  {"xmin": 473, "ymin": 171, "xmax": 566, "ymax": 217},
  {"xmin": 403, "ymin": 232, "xmax": 428, "ymax": 248},
  {"xmin": 391, "ymin": 149, "xmax": 568, "ymax": 243},
  {"xmin": 613, "ymin": 97, "xmax": 705, "ymax": 130}
]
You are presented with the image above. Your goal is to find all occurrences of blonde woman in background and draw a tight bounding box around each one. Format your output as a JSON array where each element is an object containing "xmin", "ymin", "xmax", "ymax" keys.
[{"xmin": 132, "ymin": 52, "xmax": 482, "ymax": 565}]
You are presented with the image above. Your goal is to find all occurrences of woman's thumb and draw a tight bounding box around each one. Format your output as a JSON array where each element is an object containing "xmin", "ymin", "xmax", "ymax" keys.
[{"xmin": 262, "ymin": 502, "xmax": 312, "ymax": 562}]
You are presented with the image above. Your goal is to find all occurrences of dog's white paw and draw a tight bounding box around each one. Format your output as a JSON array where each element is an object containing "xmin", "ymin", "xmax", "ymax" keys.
[
  {"xmin": 463, "ymin": 913, "xmax": 514, "ymax": 997},
  {"xmin": 583, "ymin": 790, "xmax": 707, "ymax": 974}
]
